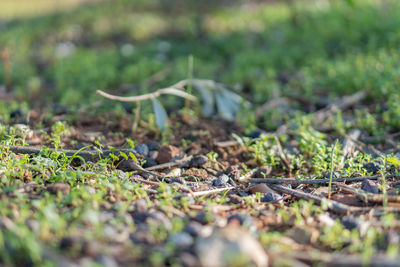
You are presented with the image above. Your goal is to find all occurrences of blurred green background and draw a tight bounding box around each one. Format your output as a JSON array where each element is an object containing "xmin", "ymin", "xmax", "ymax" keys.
[{"xmin": 0, "ymin": 0, "xmax": 399, "ymax": 129}]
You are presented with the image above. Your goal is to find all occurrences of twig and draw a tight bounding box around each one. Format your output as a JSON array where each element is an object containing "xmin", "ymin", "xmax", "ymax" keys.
[
  {"xmin": 215, "ymin": 140, "xmax": 238, "ymax": 148},
  {"xmin": 144, "ymin": 155, "xmax": 193, "ymax": 171},
  {"xmin": 190, "ymin": 186, "xmax": 235, "ymax": 197},
  {"xmin": 334, "ymin": 183, "xmax": 400, "ymax": 203},
  {"xmin": 248, "ymin": 174, "xmax": 400, "ymax": 185},
  {"xmin": 270, "ymin": 184, "xmax": 400, "ymax": 215},
  {"xmin": 238, "ymin": 168, "xmax": 258, "ymax": 182},
  {"xmin": 97, "ymin": 79, "xmax": 197, "ymax": 102},
  {"xmin": 314, "ymin": 90, "xmax": 367, "ymax": 124},
  {"xmin": 269, "ymin": 184, "xmax": 360, "ymax": 214},
  {"xmin": 342, "ymin": 131, "xmax": 384, "ymax": 157}
]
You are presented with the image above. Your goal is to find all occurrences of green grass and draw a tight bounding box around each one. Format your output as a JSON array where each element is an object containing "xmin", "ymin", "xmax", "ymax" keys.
[{"xmin": 1, "ymin": 0, "xmax": 400, "ymax": 266}]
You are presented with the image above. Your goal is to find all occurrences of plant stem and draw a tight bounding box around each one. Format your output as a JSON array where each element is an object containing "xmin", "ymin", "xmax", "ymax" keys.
[{"xmin": 328, "ymin": 139, "xmax": 338, "ymax": 199}]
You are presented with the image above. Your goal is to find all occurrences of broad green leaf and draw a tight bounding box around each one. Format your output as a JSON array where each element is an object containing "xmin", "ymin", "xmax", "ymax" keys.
[{"xmin": 152, "ymin": 98, "xmax": 168, "ymax": 130}]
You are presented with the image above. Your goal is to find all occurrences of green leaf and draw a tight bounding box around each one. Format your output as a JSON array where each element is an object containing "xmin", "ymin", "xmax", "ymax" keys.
[
  {"xmin": 152, "ymin": 98, "xmax": 168, "ymax": 130},
  {"xmin": 193, "ymin": 83, "xmax": 214, "ymax": 117}
]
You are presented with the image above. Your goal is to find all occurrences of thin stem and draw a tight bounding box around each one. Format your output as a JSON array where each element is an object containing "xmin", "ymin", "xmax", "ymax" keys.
[{"xmin": 328, "ymin": 139, "xmax": 338, "ymax": 199}]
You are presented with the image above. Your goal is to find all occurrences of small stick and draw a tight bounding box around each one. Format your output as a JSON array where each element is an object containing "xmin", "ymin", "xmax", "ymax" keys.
[
  {"xmin": 144, "ymin": 155, "xmax": 193, "ymax": 171},
  {"xmin": 314, "ymin": 90, "xmax": 367, "ymax": 124},
  {"xmin": 269, "ymin": 184, "xmax": 360, "ymax": 214},
  {"xmin": 190, "ymin": 186, "xmax": 235, "ymax": 197},
  {"xmin": 270, "ymin": 184, "xmax": 400, "ymax": 215},
  {"xmin": 249, "ymin": 174, "xmax": 400, "ymax": 185},
  {"xmin": 238, "ymin": 168, "xmax": 258, "ymax": 182},
  {"xmin": 334, "ymin": 183, "xmax": 400, "ymax": 203}
]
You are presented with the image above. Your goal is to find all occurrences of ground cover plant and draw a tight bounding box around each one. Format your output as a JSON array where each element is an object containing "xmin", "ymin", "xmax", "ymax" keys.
[{"xmin": 1, "ymin": 0, "xmax": 400, "ymax": 266}]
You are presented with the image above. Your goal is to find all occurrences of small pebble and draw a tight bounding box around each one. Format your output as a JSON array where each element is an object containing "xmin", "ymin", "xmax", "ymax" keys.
[
  {"xmin": 228, "ymin": 194, "xmax": 244, "ymax": 205},
  {"xmin": 361, "ymin": 179, "xmax": 379, "ymax": 194},
  {"xmin": 227, "ymin": 214, "xmax": 254, "ymax": 230},
  {"xmin": 47, "ymin": 182, "xmax": 70, "ymax": 195},
  {"xmin": 184, "ymin": 221, "xmax": 204, "ymax": 237},
  {"xmin": 189, "ymin": 155, "xmax": 209, "ymax": 168},
  {"xmin": 212, "ymin": 174, "xmax": 230, "ymax": 187},
  {"xmin": 148, "ymin": 150, "xmax": 158, "ymax": 160},
  {"xmin": 146, "ymin": 141, "xmax": 160, "ymax": 151},
  {"xmin": 341, "ymin": 216, "xmax": 369, "ymax": 236},
  {"xmin": 249, "ymin": 184, "xmax": 274, "ymax": 194},
  {"xmin": 143, "ymin": 157, "xmax": 157, "ymax": 168},
  {"xmin": 225, "ymin": 165, "xmax": 240, "ymax": 180},
  {"xmin": 168, "ymin": 232, "xmax": 194, "ymax": 249},
  {"xmin": 134, "ymin": 199, "xmax": 148, "ymax": 213},
  {"xmin": 117, "ymin": 160, "xmax": 137, "ymax": 172},
  {"xmin": 260, "ymin": 192, "xmax": 282, "ymax": 203},
  {"xmin": 135, "ymin": 144, "xmax": 149, "ymax": 156},
  {"xmin": 324, "ymin": 172, "xmax": 341, "ymax": 179},
  {"xmin": 170, "ymin": 177, "xmax": 186, "ymax": 185},
  {"xmin": 96, "ymin": 255, "xmax": 118, "ymax": 267},
  {"xmin": 146, "ymin": 211, "xmax": 172, "ymax": 230},
  {"xmin": 248, "ymin": 129, "xmax": 266, "ymax": 139}
]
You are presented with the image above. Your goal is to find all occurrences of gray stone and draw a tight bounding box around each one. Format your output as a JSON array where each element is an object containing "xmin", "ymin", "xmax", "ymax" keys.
[{"xmin": 195, "ymin": 226, "xmax": 268, "ymax": 267}]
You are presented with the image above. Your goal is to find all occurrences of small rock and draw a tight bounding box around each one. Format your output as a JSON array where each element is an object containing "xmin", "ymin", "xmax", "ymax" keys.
[
  {"xmin": 59, "ymin": 235, "xmax": 83, "ymax": 250},
  {"xmin": 134, "ymin": 199, "xmax": 148, "ymax": 213},
  {"xmin": 146, "ymin": 141, "xmax": 160, "ymax": 151},
  {"xmin": 212, "ymin": 174, "xmax": 230, "ymax": 187},
  {"xmin": 156, "ymin": 145, "xmax": 182, "ymax": 164},
  {"xmin": 261, "ymin": 192, "xmax": 282, "ymax": 203},
  {"xmin": 195, "ymin": 226, "xmax": 268, "ymax": 267},
  {"xmin": 248, "ymin": 129, "xmax": 266, "ymax": 139},
  {"xmin": 361, "ymin": 179, "xmax": 379, "ymax": 194},
  {"xmin": 227, "ymin": 214, "xmax": 255, "ymax": 232},
  {"xmin": 148, "ymin": 151, "xmax": 159, "ymax": 160},
  {"xmin": 146, "ymin": 211, "xmax": 172, "ymax": 230},
  {"xmin": 363, "ymin": 162, "xmax": 380, "ymax": 173},
  {"xmin": 168, "ymin": 232, "xmax": 194, "ymax": 249},
  {"xmin": 82, "ymin": 241, "xmax": 102, "ymax": 257},
  {"xmin": 143, "ymin": 157, "xmax": 158, "ymax": 168},
  {"xmin": 193, "ymin": 212, "xmax": 213, "ymax": 225},
  {"xmin": 135, "ymin": 144, "xmax": 149, "ymax": 156},
  {"xmin": 248, "ymin": 184, "xmax": 274, "ymax": 194},
  {"xmin": 225, "ymin": 165, "xmax": 240, "ymax": 180},
  {"xmin": 130, "ymin": 224, "xmax": 156, "ymax": 244},
  {"xmin": 117, "ymin": 160, "xmax": 138, "ymax": 172},
  {"xmin": 179, "ymin": 252, "xmax": 199, "ymax": 267},
  {"xmin": 341, "ymin": 216, "xmax": 369, "ymax": 236},
  {"xmin": 96, "ymin": 255, "xmax": 118, "ymax": 267},
  {"xmin": 228, "ymin": 194, "xmax": 244, "ymax": 205},
  {"xmin": 170, "ymin": 177, "xmax": 186, "ymax": 185},
  {"xmin": 166, "ymin": 168, "xmax": 182, "ymax": 177},
  {"xmin": 47, "ymin": 182, "xmax": 70, "ymax": 195},
  {"xmin": 184, "ymin": 221, "xmax": 204, "ymax": 237},
  {"xmin": 189, "ymin": 155, "xmax": 209, "ymax": 168},
  {"xmin": 174, "ymin": 195, "xmax": 195, "ymax": 205},
  {"xmin": 288, "ymin": 227, "xmax": 318, "ymax": 245},
  {"xmin": 324, "ymin": 172, "xmax": 341, "ymax": 179}
]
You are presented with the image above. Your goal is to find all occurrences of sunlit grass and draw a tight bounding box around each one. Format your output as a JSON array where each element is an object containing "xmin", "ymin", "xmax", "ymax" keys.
[{"xmin": 0, "ymin": 0, "xmax": 107, "ymax": 20}]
